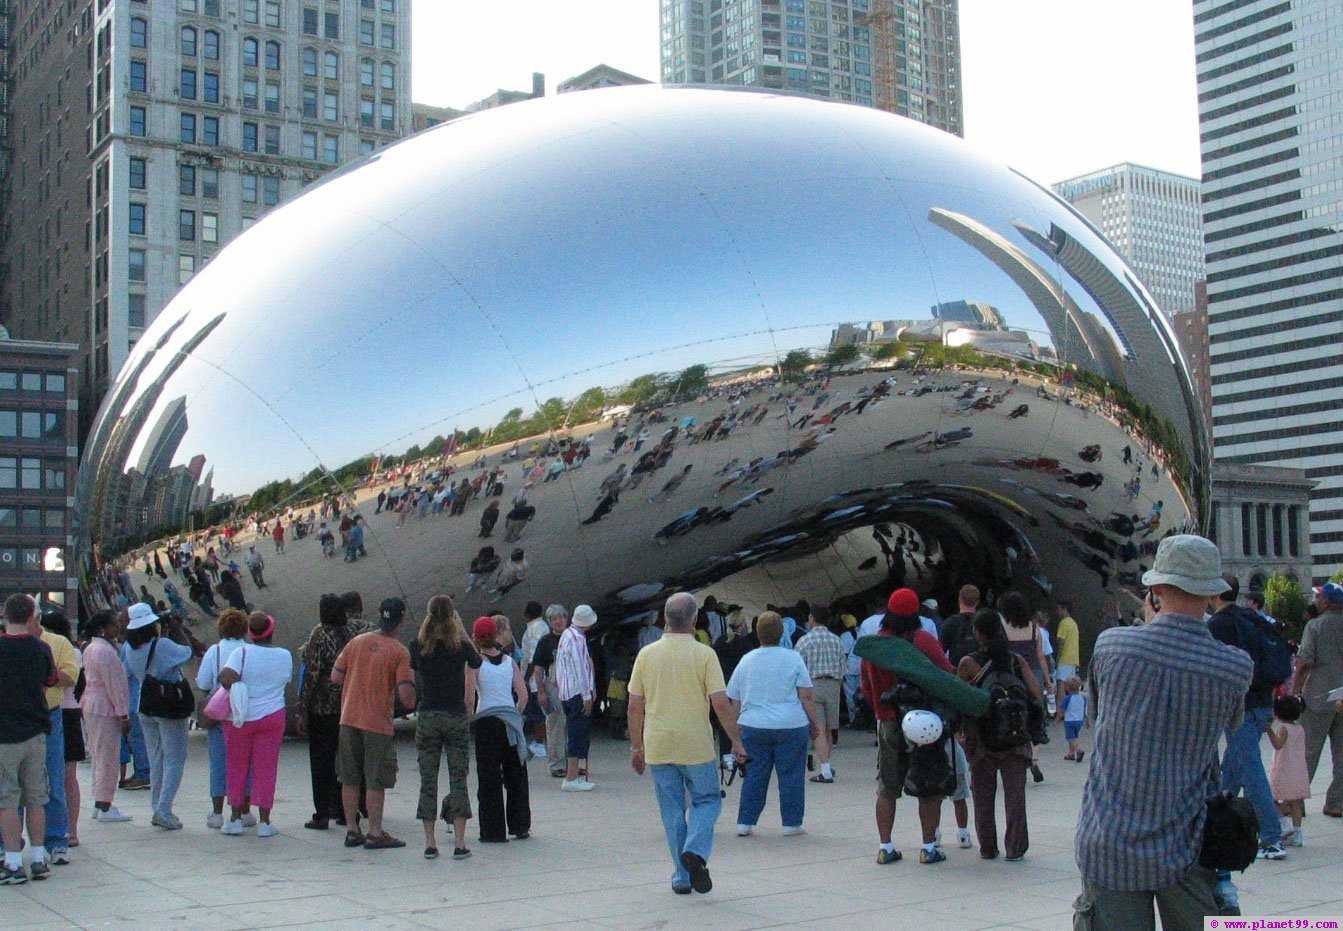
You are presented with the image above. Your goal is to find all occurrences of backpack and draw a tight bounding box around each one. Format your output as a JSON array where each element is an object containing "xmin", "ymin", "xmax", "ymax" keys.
[
  {"xmin": 974, "ymin": 657, "xmax": 1032, "ymax": 752},
  {"xmin": 1233, "ymin": 608, "xmax": 1293, "ymax": 690},
  {"xmin": 1200, "ymin": 791, "xmax": 1260, "ymax": 872},
  {"xmin": 904, "ymin": 732, "xmax": 958, "ymax": 799}
]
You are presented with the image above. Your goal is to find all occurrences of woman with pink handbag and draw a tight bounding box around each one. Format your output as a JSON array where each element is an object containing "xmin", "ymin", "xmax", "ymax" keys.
[
  {"xmin": 216, "ymin": 613, "xmax": 293, "ymax": 836},
  {"xmin": 196, "ymin": 609, "xmax": 251, "ymax": 830}
]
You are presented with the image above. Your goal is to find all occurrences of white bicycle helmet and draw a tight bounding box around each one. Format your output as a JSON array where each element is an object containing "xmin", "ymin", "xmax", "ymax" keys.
[{"xmin": 901, "ymin": 709, "xmax": 944, "ymax": 746}]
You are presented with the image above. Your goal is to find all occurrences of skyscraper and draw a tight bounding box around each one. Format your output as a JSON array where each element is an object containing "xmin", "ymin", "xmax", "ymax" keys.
[
  {"xmin": 0, "ymin": 0, "xmax": 412, "ymax": 425},
  {"xmin": 1194, "ymin": 0, "xmax": 1343, "ymax": 578},
  {"xmin": 1053, "ymin": 163, "xmax": 1203, "ymax": 320},
  {"xmin": 659, "ymin": 0, "xmax": 962, "ymax": 135}
]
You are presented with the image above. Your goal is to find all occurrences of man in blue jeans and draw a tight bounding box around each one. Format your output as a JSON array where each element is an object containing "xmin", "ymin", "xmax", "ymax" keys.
[
  {"xmin": 1208, "ymin": 575, "xmax": 1286, "ymax": 860},
  {"xmin": 627, "ymin": 592, "xmax": 745, "ymax": 895},
  {"xmin": 119, "ymin": 643, "xmax": 151, "ymax": 789}
]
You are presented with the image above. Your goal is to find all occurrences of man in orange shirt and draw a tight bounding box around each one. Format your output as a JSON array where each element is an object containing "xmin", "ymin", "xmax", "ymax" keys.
[{"xmin": 332, "ymin": 597, "xmax": 415, "ymax": 850}]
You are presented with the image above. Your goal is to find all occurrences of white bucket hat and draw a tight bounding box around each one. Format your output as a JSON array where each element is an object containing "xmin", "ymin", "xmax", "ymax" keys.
[{"xmin": 1140, "ymin": 534, "xmax": 1230, "ymax": 597}]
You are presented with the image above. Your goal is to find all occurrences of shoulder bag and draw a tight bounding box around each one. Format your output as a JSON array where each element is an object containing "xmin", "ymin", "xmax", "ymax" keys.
[
  {"xmin": 203, "ymin": 646, "xmax": 243, "ymax": 723},
  {"xmin": 139, "ymin": 638, "xmax": 197, "ymax": 719}
]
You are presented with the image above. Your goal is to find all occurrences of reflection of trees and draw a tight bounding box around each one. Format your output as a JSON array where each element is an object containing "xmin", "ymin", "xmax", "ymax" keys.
[
  {"xmin": 824, "ymin": 344, "xmax": 860, "ymax": 369},
  {"xmin": 870, "ymin": 339, "xmax": 908, "ymax": 361},
  {"xmin": 1265, "ymin": 573, "xmax": 1308, "ymax": 643},
  {"xmin": 779, "ymin": 349, "xmax": 813, "ymax": 380}
]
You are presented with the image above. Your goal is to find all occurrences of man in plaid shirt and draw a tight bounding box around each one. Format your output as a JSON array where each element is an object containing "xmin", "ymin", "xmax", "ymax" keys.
[{"xmin": 796, "ymin": 606, "xmax": 846, "ymax": 783}]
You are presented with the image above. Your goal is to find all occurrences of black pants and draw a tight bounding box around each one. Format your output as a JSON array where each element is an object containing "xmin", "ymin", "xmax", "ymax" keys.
[
  {"xmin": 308, "ymin": 711, "xmax": 342, "ymax": 820},
  {"xmin": 472, "ymin": 716, "xmax": 530, "ymax": 840}
]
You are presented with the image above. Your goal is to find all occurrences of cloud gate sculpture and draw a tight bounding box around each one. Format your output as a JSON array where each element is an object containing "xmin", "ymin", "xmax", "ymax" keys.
[{"xmin": 78, "ymin": 86, "xmax": 1207, "ymax": 656}]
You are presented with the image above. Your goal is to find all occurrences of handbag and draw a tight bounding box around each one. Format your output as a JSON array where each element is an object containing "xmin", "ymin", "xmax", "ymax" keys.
[
  {"xmin": 139, "ymin": 638, "xmax": 197, "ymax": 720},
  {"xmin": 203, "ymin": 646, "xmax": 242, "ymax": 722},
  {"xmin": 1200, "ymin": 791, "xmax": 1259, "ymax": 872}
]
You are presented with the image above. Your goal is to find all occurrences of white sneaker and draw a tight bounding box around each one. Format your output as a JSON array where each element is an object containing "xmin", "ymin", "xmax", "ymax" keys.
[
  {"xmin": 958, "ymin": 829, "xmax": 973, "ymax": 849},
  {"xmin": 94, "ymin": 806, "xmax": 132, "ymax": 823},
  {"xmin": 781, "ymin": 826, "xmax": 806, "ymax": 836},
  {"xmin": 256, "ymin": 822, "xmax": 277, "ymax": 838},
  {"xmin": 528, "ymin": 742, "xmax": 547, "ymax": 759},
  {"xmin": 220, "ymin": 819, "xmax": 245, "ymax": 836},
  {"xmin": 206, "ymin": 813, "xmax": 224, "ymax": 829},
  {"xmin": 736, "ymin": 824, "xmax": 753, "ymax": 836},
  {"xmin": 560, "ymin": 779, "xmax": 594, "ymax": 792},
  {"xmin": 241, "ymin": 812, "xmax": 258, "ymax": 827}
]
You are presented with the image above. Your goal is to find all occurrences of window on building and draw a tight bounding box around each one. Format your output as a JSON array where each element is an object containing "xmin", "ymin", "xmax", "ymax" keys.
[
  {"xmin": 242, "ymin": 0, "xmax": 258, "ymax": 22},
  {"xmin": 322, "ymin": 134, "xmax": 338, "ymax": 164},
  {"xmin": 180, "ymin": 111, "xmax": 197, "ymax": 143},
  {"xmin": 181, "ymin": 0, "xmax": 197, "ymax": 11},
  {"xmin": 129, "ymin": 202, "xmax": 146, "ymax": 235},
  {"xmin": 379, "ymin": 100, "xmax": 394, "ymax": 130},
  {"xmin": 202, "ymin": 168, "xmax": 219, "ymax": 198},
  {"xmin": 264, "ymin": 41, "xmax": 280, "ymax": 70},
  {"xmin": 179, "ymin": 254, "xmax": 196, "ymax": 284},
  {"xmin": 20, "ymin": 414, "xmax": 40, "ymax": 440},
  {"xmin": 179, "ymin": 209, "xmax": 196, "ymax": 241},
  {"xmin": 325, "ymin": 12, "xmax": 340, "ymax": 38},
  {"xmin": 380, "ymin": 61, "xmax": 394, "ymax": 90},
  {"xmin": 302, "ymin": 7, "xmax": 318, "ymax": 34},
  {"xmin": 130, "ymin": 60, "xmax": 147, "ymax": 92},
  {"xmin": 45, "ymin": 375, "xmax": 65, "ymax": 395},
  {"xmin": 302, "ymin": 130, "xmax": 317, "ymax": 159},
  {"xmin": 129, "ymin": 157, "xmax": 146, "ymax": 190},
  {"xmin": 265, "ymin": 81, "xmax": 280, "ymax": 113},
  {"xmin": 243, "ymin": 121, "xmax": 258, "ymax": 151},
  {"xmin": 323, "ymin": 92, "xmax": 338, "ymax": 122},
  {"xmin": 324, "ymin": 50, "xmax": 339, "ymax": 80},
  {"xmin": 204, "ymin": 0, "xmax": 220, "ymax": 17},
  {"xmin": 181, "ymin": 25, "xmax": 197, "ymax": 56},
  {"xmin": 202, "ymin": 115, "xmax": 219, "ymax": 145},
  {"xmin": 180, "ymin": 68, "xmax": 197, "ymax": 99},
  {"xmin": 303, "ymin": 47, "xmax": 318, "ymax": 77},
  {"xmin": 359, "ymin": 98, "xmax": 374, "ymax": 126},
  {"xmin": 129, "ymin": 248, "xmax": 146, "ymax": 281},
  {"xmin": 380, "ymin": 22, "xmax": 396, "ymax": 48},
  {"xmin": 359, "ymin": 139, "xmax": 375, "ymax": 155},
  {"xmin": 128, "ymin": 293, "xmax": 146, "ymax": 327},
  {"xmin": 381, "ymin": 0, "xmax": 395, "ymax": 10},
  {"xmin": 202, "ymin": 212, "xmax": 218, "ymax": 243},
  {"xmin": 0, "ymin": 459, "xmax": 14, "ymax": 488},
  {"xmin": 360, "ymin": 58, "xmax": 375, "ymax": 86},
  {"xmin": 243, "ymin": 37, "xmax": 258, "ymax": 66},
  {"xmin": 0, "ymin": 413, "xmax": 13, "ymax": 437},
  {"xmin": 20, "ymin": 456, "xmax": 41, "ymax": 484},
  {"xmin": 359, "ymin": 19, "xmax": 374, "ymax": 44},
  {"xmin": 203, "ymin": 71, "xmax": 219, "ymax": 103},
  {"xmin": 203, "ymin": 29, "xmax": 220, "ymax": 60},
  {"xmin": 131, "ymin": 17, "xmax": 148, "ymax": 48},
  {"xmin": 20, "ymin": 374, "xmax": 40, "ymax": 392},
  {"xmin": 243, "ymin": 78, "xmax": 258, "ymax": 108},
  {"xmin": 179, "ymin": 164, "xmax": 196, "ymax": 195},
  {"xmin": 262, "ymin": 176, "xmax": 280, "ymax": 207},
  {"xmin": 302, "ymin": 87, "xmax": 318, "ymax": 118},
  {"xmin": 242, "ymin": 173, "xmax": 258, "ymax": 203},
  {"xmin": 264, "ymin": 0, "xmax": 280, "ymax": 27},
  {"xmin": 264, "ymin": 124, "xmax": 280, "ymax": 154}
]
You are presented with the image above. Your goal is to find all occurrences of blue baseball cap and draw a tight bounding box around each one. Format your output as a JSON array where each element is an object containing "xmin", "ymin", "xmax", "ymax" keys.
[{"xmin": 1313, "ymin": 582, "xmax": 1343, "ymax": 605}]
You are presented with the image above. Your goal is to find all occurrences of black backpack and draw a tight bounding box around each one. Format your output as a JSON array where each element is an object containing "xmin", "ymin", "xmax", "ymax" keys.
[
  {"xmin": 1235, "ymin": 610, "xmax": 1293, "ymax": 690},
  {"xmin": 904, "ymin": 732, "xmax": 958, "ymax": 799},
  {"xmin": 974, "ymin": 658, "xmax": 1032, "ymax": 752},
  {"xmin": 1200, "ymin": 791, "xmax": 1260, "ymax": 872}
]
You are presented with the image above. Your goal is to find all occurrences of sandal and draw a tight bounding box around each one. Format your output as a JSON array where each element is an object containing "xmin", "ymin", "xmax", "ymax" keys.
[
  {"xmin": 363, "ymin": 832, "xmax": 406, "ymax": 850},
  {"xmin": 343, "ymin": 829, "xmax": 366, "ymax": 848}
]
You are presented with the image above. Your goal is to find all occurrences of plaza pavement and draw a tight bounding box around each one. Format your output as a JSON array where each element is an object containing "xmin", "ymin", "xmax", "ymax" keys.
[{"xmin": 6, "ymin": 722, "xmax": 1341, "ymax": 930}]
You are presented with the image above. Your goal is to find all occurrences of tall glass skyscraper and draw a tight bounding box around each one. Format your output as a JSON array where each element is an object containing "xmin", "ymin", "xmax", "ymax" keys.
[
  {"xmin": 1195, "ymin": 0, "xmax": 1343, "ymax": 577},
  {"xmin": 659, "ymin": 0, "xmax": 962, "ymax": 136}
]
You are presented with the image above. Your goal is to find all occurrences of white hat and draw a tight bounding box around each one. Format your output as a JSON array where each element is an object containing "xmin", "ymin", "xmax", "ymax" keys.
[
  {"xmin": 571, "ymin": 604, "xmax": 598, "ymax": 629},
  {"xmin": 126, "ymin": 602, "xmax": 160, "ymax": 630},
  {"xmin": 1140, "ymin": 534, "xmax": 1230, "ymax": 597},
  {"xmin": 901, "ymin": 709, "xmax": 943, "ymax": 747},
  {"xmin": 921, "ymin": 598, "xmax": 938, "ymax": 611}
]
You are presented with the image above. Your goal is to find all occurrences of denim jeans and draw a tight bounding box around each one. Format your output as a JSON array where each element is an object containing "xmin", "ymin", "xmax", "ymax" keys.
[
  {"xmin": 651, "ymin": 762, "xmax": 721, "ymax": 888},
  {"xmin": 139, "ymin": 714, "xmax": 189, "ymax": 819},
  {"xmin": 120, "ymin": 678, "xmax": 151, "ymax": 780},
  {"xmin": 208, "ymin": 724, "xmax": 253, "ymax": 800},
  {"xmin": 43, "ymin": 709, "xmax": 68, "ymax": 848},
  {"xmin": 738, "ymin": 725, "xmax": 808, "ymax": 829},
  {"xmin": 1222, "ymin": 704, "xmax": 1280, "ymax": 845}
]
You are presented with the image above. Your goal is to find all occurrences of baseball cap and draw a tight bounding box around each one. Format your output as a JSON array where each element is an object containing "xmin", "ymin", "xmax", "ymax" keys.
[
  {"xmin": 379, "ymin": 596, "xmax": 407, "ymax": 628},
  {"xmin": 1313, "ymin": 582, "xmax": 1343, "ymax": 605}
]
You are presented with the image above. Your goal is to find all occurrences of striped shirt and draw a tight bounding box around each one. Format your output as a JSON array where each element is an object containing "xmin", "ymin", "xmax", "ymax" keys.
[
  {"xmin": 796, "ymin": 627, "xmax": 847, "ymax": 681},
  {"xmin": 556, "ymin": 626, "xmax": 595, "ymax": 702},
  {"xmin": 1075, "ymin": 613, "xmax": 1251, "ymax": 891}
]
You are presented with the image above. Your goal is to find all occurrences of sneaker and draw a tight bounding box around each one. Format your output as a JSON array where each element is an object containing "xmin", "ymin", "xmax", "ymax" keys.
[
  {"xmin": 241, "ymin": 812, "xmax": 258, "ymax": 828},
  {"xmin": 424, "ymin": 846, "xmax": 440, "ymax": 860},
  {"xmin": 781, "ymin": 826, "xmax": 805, "ymax": 837},
  {"xmin": 49, "ymin": 847, "xmax": 70, "ymax": 865},
  {"xmin": 151, "ymin": 812, "xmax": 183, "ymax": 831},
  {"xmin": 957, "ymin": 829, "xmax": 973, "ymax": 849},
  {"xmin": 736, "ymin": 825, "xmax": 753, "ymax": 836},
  {"xmin": 0, "ymin": 865, "xmax": 27, "ymax": 885},
  {"xmin": 256, "ymin": 822, "xmax": 277, "ymax": 838},
  {"xmin": 220, "ymin": 819, "xmax": 245, "ymax": 836},
  {"xmin": 1215, "ymin": 878, "xmax": 1241, "ymax": 914},
  {"xmin": 876, "ymin": 848, "xmax": 902, "ymax": 865},
  {"xmin": 94, "ymin": 806, "xmax": 132, "ymax": 823},
  {"xmin": 120, "ymin": 777, "xmax": 151, "ymax": 791},
  {"xmin": 1075, "ymin": 750, "xmax": 1085, "ymax": 764},
  {"xmin": 679, "ymin": 851, "xmax": 712, "ymax": 894},
  {"xmin": 528, "ymin": 742, "xmax": 547, "ymax": 759},
  {"xmin": 452, "ymin": 847, "xmax": 472, "ymax": 860},
  {"xmin": 1257, "ymin": 842, "xmax": 1287, "ymax": 860},
  {"xmin": 919, "ymin": 848, "xmax": 947, "ymax": 865},
  {"xmin": 29, "ymin": 859, "xmax": 51, "ymax": 881},
  {"xmin": 560, "ymin": 779, "xmax": 594, "ymax": 792},
  {"xmin": 809, "ymin": 773, "xmax": 834, "ymax": 783},
  {"xmin": 206, "ymin": 813, "xmax": 224, "ymax": 830}
]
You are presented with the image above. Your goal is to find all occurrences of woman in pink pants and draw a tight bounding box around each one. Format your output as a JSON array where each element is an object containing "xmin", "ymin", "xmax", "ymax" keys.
[
  {"xmin": 80, "ymin": 611, "xmax": 133, "ymax": 824},
  {"xmin": 217, "ymin": 613, "xmax": 292, "ymax": 836}
]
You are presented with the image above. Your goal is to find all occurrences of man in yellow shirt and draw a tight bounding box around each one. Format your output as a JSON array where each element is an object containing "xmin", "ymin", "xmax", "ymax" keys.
[
  {"xmin": 628, "ymin": 592, "xmax": 745, "ymax": 896},
  {"xmin": 27, "ymin": 603, "xmax": 79, "ymax": 863},
  {"xmin": 1052, "ymin": 601, "xmax": 1081, "ymax": 721}
]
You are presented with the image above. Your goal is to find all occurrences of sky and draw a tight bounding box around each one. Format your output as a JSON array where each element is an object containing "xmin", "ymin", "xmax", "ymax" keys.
[{"xmin": 410, "ymin": 0, "xmax": 1202, "ymax": 187}]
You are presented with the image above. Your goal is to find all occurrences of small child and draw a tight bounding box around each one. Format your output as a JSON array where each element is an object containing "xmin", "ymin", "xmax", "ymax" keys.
[
  {"xmin": 1061, "ymin": 676, "xmax": 1088, "ymax": 763},
  {"xmin": 1268, "ymin": 694, "xmax": 1310, "ymax": 847}
]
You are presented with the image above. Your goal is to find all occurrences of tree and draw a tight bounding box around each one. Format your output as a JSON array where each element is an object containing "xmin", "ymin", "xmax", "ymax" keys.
[
  {"xmin": 824, "ymin": 344, "xmax": 860, "ymax": 369},
  {"xmin": 872, "ymin": 339, "xmax": 906, "ymax": 361},
  {"xmin": 666, "ymin": 364, "xmax": 709, "ymax": 401},
  {"xmin": 1264, "ymin": 573, "xmax": 1309, "ymax": 642},
  {"xmin": 778, "ymin": 349, "xmax": 812, "ymax": 380},
  {"xmin": 615, "ymin": 373, "xmax": 661, "ymax": 407}
]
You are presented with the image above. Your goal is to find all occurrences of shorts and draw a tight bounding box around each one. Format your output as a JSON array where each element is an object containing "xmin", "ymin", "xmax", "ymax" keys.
[
  {"xmin": 876, "ymin": 719, "xmax": 910, "ymax": 801},
  {"xmin": 812, "ymin": 678, "xmax": 842, "ymax": 732},
  {"xmin": 336, "ymin": 725, "xmax": 398, "ymax": 791},
  {"xmin": 0, "ymin": 734, "xmax": 50, "ymax": 809},
  {"xmin": 562, "ymin": 695, "xmax": 593, "ymax": 760},
  {"xmin": 947, "ymin": 738, "xmax": 970, "ymax": 802},
  {"xmin": 1056, "ymin": 664, "xmax": 1077, "ymax": 685},
  {"xmin": 64, "ymin": 708, "xmax": 87, "ymax": 763},
  {"xmin": 1065, "ymin": 721, "xmax": 1083, "ymax": 741},
  {"xmin": 523, "ymin": 691, "xmax": 545, "ymax": 724}
]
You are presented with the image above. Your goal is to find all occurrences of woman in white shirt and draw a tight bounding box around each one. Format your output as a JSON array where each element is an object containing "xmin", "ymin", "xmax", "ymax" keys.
[
  {"xmin": 217, "ymin": 613, "xmax": 293, "ymax": 836},
  {"xmin": 195, "ymin": 608, "xmax": 252, "ymax": 830},
  {"xmin": 726, "ymin": 612, "xmax": 822, "ymax": 837}
]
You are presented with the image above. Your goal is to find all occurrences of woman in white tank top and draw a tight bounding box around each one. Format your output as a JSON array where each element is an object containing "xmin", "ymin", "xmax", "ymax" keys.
[{"xmin": 467, "ymin": 616, "xmax": 530, "ymax": 843}]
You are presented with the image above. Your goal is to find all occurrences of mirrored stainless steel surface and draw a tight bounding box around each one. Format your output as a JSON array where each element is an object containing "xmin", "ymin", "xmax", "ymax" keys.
[{"xmin": 78, "ymin": 86, "xmax": 1207, "ymax": 653}]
